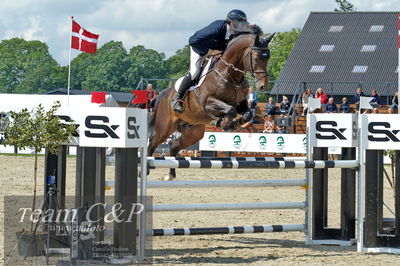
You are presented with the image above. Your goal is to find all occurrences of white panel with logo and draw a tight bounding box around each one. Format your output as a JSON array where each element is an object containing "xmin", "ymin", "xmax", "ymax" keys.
[
  {"xmin": 361, "ymin": 114, "xmax": 400, "ymax": 150},
  {"xmin": 308, "ymin": 114, "xmax": 357, "ymax": 148},
  {"xmin": 78, "ymin": 107, "xmax": 147, "ymax": 148},
  {"xmin": 56, "ymin": 107, "xmax": 83, "ymax": 146},
  {"xmin": 199, "ymin": 132, "xmax": 307, "ymax": 153}
]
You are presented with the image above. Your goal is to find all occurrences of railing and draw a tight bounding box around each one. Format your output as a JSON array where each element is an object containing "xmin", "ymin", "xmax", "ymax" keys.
[{"xmin": 269, "ymin": 80, "xmax": 396, "ymax": 105}]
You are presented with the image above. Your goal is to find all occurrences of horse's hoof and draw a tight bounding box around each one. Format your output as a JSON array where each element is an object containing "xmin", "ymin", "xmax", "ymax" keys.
[{"xmin": 163, "ymin": 174, "xmax": 175, "ymax": 181}]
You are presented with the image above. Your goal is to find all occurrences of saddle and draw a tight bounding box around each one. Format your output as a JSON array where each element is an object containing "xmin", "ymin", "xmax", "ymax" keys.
[{"xmin": 174, "ymin": 51, "xmax": 221, "ymax": 92}]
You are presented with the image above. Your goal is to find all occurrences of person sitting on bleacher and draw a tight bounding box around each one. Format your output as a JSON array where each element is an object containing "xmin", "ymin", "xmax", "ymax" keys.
[
  {"xmin": 315, "ymin": 88, "xmax": 328, "ymax": 110},
  {"xmin": 369, "ymin": 89, "xmax": 380, "ymax": 108},
  {"xmin": 389, "ymin": 92, "xmax": 399, "ymax": 114},
  {"xmin": 339, "ymin": 97, "xmax": 350, "ymax": 113},
  {"xmin": 301, "ymin": 88, "xmax": 313, "ymax": 116},
  {"xmin": 324, "ymin": 97, "xmax": 338, "ymax": 113},
  {"xmin": 279, "ymin": 96, "xmax": 290, "ymax": 115},
  {"xmin": 275, "ymin": 114, "xmax": 287, "ymax": 134},
  {"xmin": 265, "ymin": 97, "xmax": 276, "ymax": 115},
  {"xmin": 354, "ymin": 87, "xmax": 365, "ymax": 111},
  {"xmin": 262, "ymin": 114, "xmax": 275, "ymax": 133}
]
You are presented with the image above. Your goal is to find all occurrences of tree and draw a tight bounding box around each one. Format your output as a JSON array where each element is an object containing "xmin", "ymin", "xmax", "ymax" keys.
[
  {"xmin": 334, "ymin": 0, "xmax": 355, "ymax": 12},
  {"xmin": 165, "ymin": 45, "xmax": 190, "ymax": 79},
  {"xmin": 70, "ymin": 41, "xmax": 129, "ymax": 92},
  {"xmin": 266, "ymin": 29, "xmax": 301, "ymax": 82},
  {"xmin": 81, "ymin": 41, "xmax": 129, "ymax": 92},
  {"xmin": 2, "ymin": 102, "xmax": 75, "ymax": 231},
  {"xmin": 124, "ymin": 45, "xmax": 167, "ymax": 91},
  {"xmin": 0, "ymin": 38, "xmax": 66, "ymax": 93}
]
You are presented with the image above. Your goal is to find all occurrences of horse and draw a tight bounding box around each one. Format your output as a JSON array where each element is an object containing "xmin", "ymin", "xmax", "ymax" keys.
[{"xmin": 148, "ymin": 26, "xmax": 273, "ymax": 180}]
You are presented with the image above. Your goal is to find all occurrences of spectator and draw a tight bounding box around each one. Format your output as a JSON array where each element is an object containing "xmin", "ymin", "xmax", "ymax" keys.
[
  {"xmin": 265, "ymin": 97, "xmax": 276, "ymax": 115},
  {"xmin": 246, "ymin": 87, "xmax": 258, "ymax": 109},
  {"xmin": 301, "ymin": 88, "xmax": 313, "ymax": 116},
  {"xmin": 354, "ymin": 87, "xmax": 365, "ymax": 111},
  {"xmin": 143, "ymin": 83, "xmax": 157, "ymax": 112},
  {"xmin": 325, "ymin": 97, "xmax": 338, "ymax": 113},
  {"xmin": 279, "ymin": 95, "xmax": 291, "ymax": 115},
  {"xmin": 276, "ymin": 114, "xmax": 287, "ymax": 134},
  {"xmin": 372, "ymin": 107, "xmax": 379, "ymax": 114},
  {"xmin": 315, "ymin": 88, "xmax": 328, "ymax": 110},
  {"xmin": 339, "ymin": 97, "xmax": 350, "ymax": 113},
  {"xmin": 389, "ymin": 92, "xmax": 399, "ymax": 114},
  {"xmin": 240, "ymin": 89, "xmax": 259, "ymax": 131},
  {"xmin": 369, "ymin": 89, "xmax": 380, "ymax": 108},
  {"xmin": 262, "ymin": 114, "xmax": 275, "ymax": 133}
]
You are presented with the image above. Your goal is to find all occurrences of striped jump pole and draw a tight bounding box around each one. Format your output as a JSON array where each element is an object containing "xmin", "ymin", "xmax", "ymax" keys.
[
  {"xmin": 150, "ymin": 224, "xmax": 305, "ymax": 236},
  {"xmin": 149, "ymin": 156, "xmax": 306, "ymax": 161},
  {"xmin": 105, "ymin": 179, "xmax": 307, "ymax": 189},
  {"xmin": 104, "ymin": 224, "xmax": 305, "ymax": 237},
  {"xmin": 147, "ymin": 158, "xmax": 359, "ymax": 169}
]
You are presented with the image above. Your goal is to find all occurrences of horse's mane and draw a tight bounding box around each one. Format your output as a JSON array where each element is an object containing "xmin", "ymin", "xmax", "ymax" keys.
[{"xmin": 227, "ymin": 24, "xmax": 263, "ymax": 48}]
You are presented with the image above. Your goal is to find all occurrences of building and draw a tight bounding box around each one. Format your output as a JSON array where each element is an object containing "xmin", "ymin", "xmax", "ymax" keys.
[{"xmin": 270, "ymin": 12, "xmax": 399, "ymax": 104}]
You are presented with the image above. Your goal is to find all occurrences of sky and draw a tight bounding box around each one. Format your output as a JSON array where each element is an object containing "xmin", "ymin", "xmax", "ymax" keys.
[{"xmin": 0, "ymin": 0, "xmax": 398, "ymax": 66}]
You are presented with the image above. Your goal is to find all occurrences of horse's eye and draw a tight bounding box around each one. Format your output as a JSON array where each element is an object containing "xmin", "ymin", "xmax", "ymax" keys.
[{"xmin": 260, "ymin": 50, "xmax": 270, "ymax": 59}]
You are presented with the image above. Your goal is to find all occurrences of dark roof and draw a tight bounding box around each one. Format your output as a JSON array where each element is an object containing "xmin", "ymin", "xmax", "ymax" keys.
[
  {"xmin": 44, "ymin": 88, "xmax": 133, "ymax": 103},
  {"xmin": 271, "ymin": 12, "xmax": 400, "ymax": 97}
]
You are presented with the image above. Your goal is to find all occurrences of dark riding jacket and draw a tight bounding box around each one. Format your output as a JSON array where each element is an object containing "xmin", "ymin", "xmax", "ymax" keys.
[{"xmin": 189, "ymin": 20, "xmax": 228, "ymax": 56}]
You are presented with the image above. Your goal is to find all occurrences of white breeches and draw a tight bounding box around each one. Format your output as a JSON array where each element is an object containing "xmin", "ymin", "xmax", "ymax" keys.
[{"xmin": 189, "ymin": 46, "xmax": 203, "ymax": 80}]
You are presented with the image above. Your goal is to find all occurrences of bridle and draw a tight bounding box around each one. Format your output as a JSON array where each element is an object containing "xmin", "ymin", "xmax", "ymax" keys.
[{"xmin": 215, "ymin": 35, "xmax": 269, "ymax": 89}]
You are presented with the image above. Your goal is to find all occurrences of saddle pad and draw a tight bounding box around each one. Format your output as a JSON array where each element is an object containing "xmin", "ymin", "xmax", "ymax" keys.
[{"xmin": 174, "ymin": 58, "xmax": 213, "ymax": 92}]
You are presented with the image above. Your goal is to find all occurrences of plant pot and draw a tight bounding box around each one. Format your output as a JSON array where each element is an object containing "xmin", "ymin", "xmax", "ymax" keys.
[{"xmin": 15, "ymin": 231, "xmax": 47, "ymax": 257}]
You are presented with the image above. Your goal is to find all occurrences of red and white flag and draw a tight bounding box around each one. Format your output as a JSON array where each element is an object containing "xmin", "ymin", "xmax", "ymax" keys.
[{"xmin": 71, "ymin": 20, "xmax": 99, "ymax": 54}]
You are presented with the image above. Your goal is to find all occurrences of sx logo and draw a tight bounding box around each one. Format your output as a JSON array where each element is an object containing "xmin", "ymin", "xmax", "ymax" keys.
[
  {"xmin": 315, "ymin": 121, "xmax": 347, "ymax": 140},
  {"xmin": 57, "ymin": 115, "xmax": 79, "ymax": 137},
  {"xmin": 368, "ymin": 122, "xmax": 400, "ymax": 142},
  {"xmin": 127, "ymin": 116, "xmax": 140, "ymax": 139},
  {"xmin": 85, "ymin": 116, "xmax": 120, "ymax": 139}
]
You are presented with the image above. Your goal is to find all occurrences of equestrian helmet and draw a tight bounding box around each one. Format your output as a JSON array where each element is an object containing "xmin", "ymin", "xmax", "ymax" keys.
[{"xmin": 227, "ymin": 9, "xmax": 247, "ymax": 22}]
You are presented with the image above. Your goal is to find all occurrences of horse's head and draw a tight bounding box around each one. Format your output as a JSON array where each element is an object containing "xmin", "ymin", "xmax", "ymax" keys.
[
  {"xmin": 223, "ymin": 26, "xmax": 273, "ymax": 92},
  {"xmin": 244, "ymin": 28, "xmax": 274, "ymax": 92}
]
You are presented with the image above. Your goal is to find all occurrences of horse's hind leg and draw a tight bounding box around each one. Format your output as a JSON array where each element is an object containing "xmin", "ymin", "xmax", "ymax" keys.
[{"xmin": 165, "ymin": 124, "xmax": 206, "ymax": 180}]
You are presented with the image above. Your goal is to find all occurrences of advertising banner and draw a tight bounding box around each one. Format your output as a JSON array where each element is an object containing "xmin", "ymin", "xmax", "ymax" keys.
[{"xmin": 199, "ymin": 132, "xmax": 307, "ymax": 153}]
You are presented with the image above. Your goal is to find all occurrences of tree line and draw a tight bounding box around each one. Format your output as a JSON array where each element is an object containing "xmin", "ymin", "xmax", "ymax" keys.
[{"xmin": 0, "ymin": 29, "xmax": 301, "ymax": 94}]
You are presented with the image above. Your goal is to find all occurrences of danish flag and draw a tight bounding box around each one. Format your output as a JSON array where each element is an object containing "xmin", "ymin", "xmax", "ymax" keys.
[{"xmin": 71, "ymin": 20, "xmax": 99, "ymax": 54}]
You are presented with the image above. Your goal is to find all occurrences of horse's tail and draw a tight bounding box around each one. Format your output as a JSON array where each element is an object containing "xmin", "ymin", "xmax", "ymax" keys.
[{"xmin": 148, "ymin": 88, "xmax": 172, "ymax": 141}]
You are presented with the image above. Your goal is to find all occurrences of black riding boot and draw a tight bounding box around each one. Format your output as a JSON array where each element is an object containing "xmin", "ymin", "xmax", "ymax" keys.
[{"xmin": 172, "ymin": 73, "xmax": 192, "ymax": 113}]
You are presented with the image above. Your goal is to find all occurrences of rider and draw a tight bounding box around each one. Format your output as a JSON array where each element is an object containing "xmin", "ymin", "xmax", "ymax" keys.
[{"xmin": 171, "ymin": 9, "xmax": 249, "ymax": 113}]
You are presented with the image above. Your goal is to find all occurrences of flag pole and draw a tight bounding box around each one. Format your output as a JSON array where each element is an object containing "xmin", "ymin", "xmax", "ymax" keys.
[{"xmin": 67, "ymin": 16, "xmax": 73, "ymax": 106}]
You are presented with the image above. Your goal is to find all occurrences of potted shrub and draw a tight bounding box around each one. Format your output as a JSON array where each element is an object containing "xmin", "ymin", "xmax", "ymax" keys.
[{"xmin": 2, "ymin": 102, "xmax": 76, "ymax": 256}]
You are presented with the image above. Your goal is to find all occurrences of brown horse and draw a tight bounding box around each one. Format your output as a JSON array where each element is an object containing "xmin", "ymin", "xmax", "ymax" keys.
[{"xmin": 148, "ymin": 26, "xmax": 273, "ymax": 180}]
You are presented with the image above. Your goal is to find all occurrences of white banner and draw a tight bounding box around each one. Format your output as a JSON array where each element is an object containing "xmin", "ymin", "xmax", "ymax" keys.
[
  {"xmin": 79, "ymin": 108, "xmax": 147, "ymax": 148},
  {"xmin": 199, "ymin": 132, "xmax": 307, "ymax": 153},
  {"xmin": 361, "ymin": 114, "xmax": 400, "ymax": 150},
  {"xmin": 308, "ymin": 114, "xmax": 357, "ymax": 148}
]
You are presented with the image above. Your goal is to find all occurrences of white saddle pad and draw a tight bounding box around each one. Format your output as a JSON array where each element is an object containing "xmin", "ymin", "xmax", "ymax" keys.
[{"xmin": 174, "ymin": 59, "xmax": 213, "ymax": 92}]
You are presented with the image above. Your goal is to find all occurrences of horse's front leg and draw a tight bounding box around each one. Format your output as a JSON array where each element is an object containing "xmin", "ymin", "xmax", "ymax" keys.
[
  {"xmin": 236, "ymin": 100, "xmax": 253, "ymax": 123},
  {"xmin": 205, "ymin": 97, "xmax": 237, "ymax": 119},
  {"xmin": 205, "ymin": 97, "xmax": 238, "ymax": 130}
]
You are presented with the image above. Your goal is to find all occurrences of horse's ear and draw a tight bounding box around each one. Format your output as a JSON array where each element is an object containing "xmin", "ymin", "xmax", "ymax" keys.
[{"xmin": 265, "ymin": 32, "xmax": 275, "ymax": 45}]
